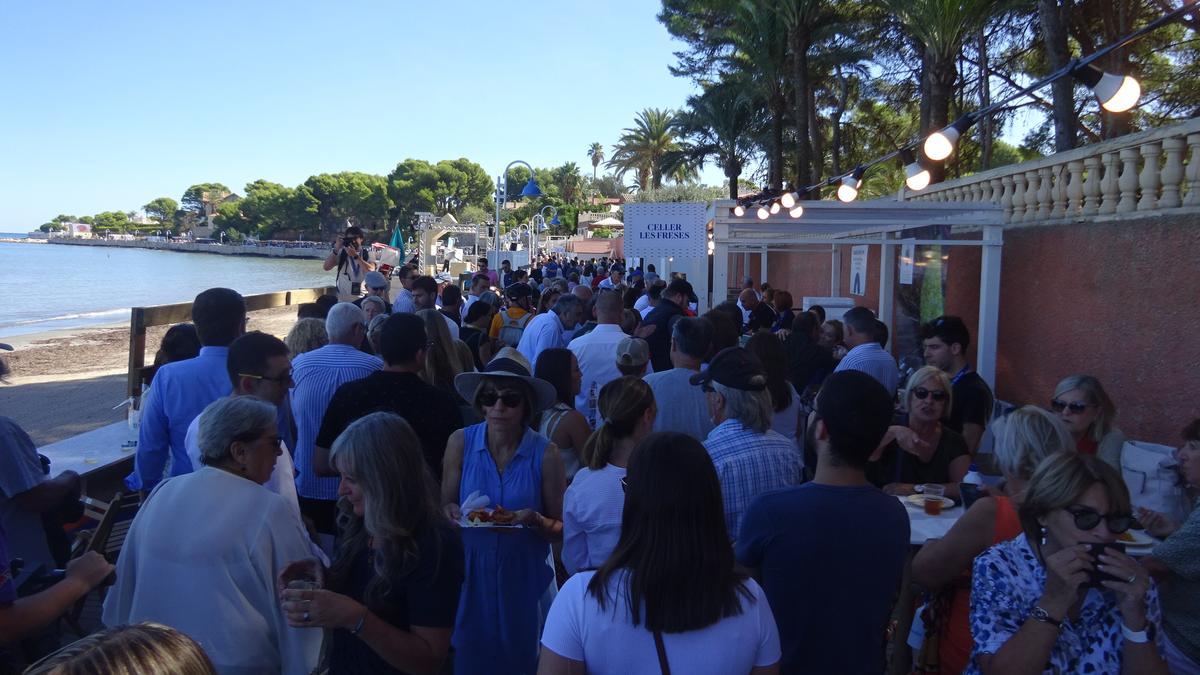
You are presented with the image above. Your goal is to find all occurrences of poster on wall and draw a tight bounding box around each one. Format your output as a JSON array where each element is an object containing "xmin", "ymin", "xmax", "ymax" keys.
[
  {"xmin": 623, "ymin": 202, "xmax": 708, "ymax": 260},
  {"xmin": 899, "ymin": 242, "xmax": 915, "ymax": 285},
  {"xmin": 850, "ymin": 245, "xmax": 869, "ymax": 296}
]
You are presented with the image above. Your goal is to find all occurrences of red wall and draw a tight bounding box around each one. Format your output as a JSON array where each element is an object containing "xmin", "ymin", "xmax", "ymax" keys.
[{"xmin": 761, "ymin": 215, "xmax": 1200, "ymax": 444}]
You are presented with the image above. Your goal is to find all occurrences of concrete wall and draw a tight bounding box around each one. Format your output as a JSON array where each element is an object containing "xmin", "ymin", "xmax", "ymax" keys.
[{"xmin": 761, "ymin": 213, "xmax": 1200, "ymax": 444}]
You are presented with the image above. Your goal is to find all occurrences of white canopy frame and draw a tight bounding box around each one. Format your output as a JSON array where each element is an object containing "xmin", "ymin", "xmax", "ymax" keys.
[{"xmin": 711, "ymin": 199, "xmax": 1005, "ymax": 388}]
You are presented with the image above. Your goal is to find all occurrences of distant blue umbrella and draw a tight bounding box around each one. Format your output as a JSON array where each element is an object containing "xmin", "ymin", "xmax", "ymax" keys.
[{"xmin": 389, "ymin": 224, "xmax": 404, "ymax": 259}]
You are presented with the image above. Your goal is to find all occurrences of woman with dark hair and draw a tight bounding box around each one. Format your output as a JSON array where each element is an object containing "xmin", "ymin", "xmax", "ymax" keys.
[
  {"xmin": 745, "ymin": 332, "xmax": 802, "ymax": 447},
  {"xmin": 967, "ymin": 453, "xmax": 1167, "ymax": 674},
  {"xmin": 623, "ymin": 281, "xmax": 644, "ymax": 311},
  {"xmin": 540, "ymin": 432, "xmax": 781, "ymax": 674},
  {"xmin": 537, "ymin": 287, "xmax": 563, "ymax": 316},
  {"xmin": 460, "ymin": 298, "xmax": 498, "ymax": 371},
  {"xmin": 145, "ymin": 323, "xmax": 201, "ymax": 387},
  {"xmin": 562, "ymin": 376, "xmax": 656, "ymax": 574},
  {"xmin": 818, "ymin": 320, "xmax": 848, "ymax": 361},
  {"xmin": 442, "ymin": 349, "xmax": 566, "ymax": 675},
  {"xmin": 279, "ymin": 413, "xmax": 463, "ymax": 675},
  {"xmin": 770, "ymin": 290, "xmax": 796, "ymax": 332},
  {"xmin": 534, "ymin": 348, "xmax": 592, "ymax": 481}
]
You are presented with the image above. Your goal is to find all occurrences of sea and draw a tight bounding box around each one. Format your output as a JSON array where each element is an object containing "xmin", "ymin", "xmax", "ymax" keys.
[{"xmin": 0, "ymin": 237, "xmax": 330, "ymax": 338}]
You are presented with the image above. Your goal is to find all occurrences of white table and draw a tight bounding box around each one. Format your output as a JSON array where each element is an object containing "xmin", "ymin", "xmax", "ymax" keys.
[
  {"xmin": 898, "ymin": 495, "xmax": 965, "ymax": 545},
  {"xmin": 40, "ymin": 421, "xmax": 136, "ymax": 485}
]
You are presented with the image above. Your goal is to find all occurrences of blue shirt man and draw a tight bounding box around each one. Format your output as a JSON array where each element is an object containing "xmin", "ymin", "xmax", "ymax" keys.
[{"xmin": 126, "ymin": 287, "xmax": 246, "ymax": 492}]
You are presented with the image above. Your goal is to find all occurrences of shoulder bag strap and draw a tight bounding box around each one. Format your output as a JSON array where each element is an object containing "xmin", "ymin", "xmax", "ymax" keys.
[{"xmin": 653, "ymin": 630, "xmax": 671, "ymax": 675}]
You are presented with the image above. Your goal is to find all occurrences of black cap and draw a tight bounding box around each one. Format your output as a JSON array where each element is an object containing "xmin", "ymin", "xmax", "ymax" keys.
[
  {"xmin": 689, "ymin": 347, "xmax": 767, "ymax": 391},
  {"xmin": 505, "ymin": 282, "xmax": 533, "ymax": 300}
]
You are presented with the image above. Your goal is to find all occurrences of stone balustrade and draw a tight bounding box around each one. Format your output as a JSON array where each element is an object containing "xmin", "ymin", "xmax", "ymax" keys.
[{"xmin": 903, "ymin": 117, "xmax": 1200, "ymax": 224}]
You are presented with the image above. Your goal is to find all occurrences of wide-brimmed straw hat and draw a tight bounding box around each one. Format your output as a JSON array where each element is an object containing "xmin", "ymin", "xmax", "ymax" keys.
[{"xmin": 454, "ymin": 347, "xmax": 557, "ymax": 413}]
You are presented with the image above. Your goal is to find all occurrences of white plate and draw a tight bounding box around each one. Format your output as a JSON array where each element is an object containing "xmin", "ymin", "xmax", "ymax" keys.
[
  {"xmin": 1116, "ymin": 529, "xmax": 1155, "ymax": 547},
  {"xmin": 904, "ymin": 494, "xmax": 955, "ymax": 509}
]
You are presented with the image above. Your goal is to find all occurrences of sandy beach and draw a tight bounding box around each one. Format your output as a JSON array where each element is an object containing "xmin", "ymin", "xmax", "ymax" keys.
[{"xmin": 0, "ymin": 305, "xmax": 303, "ymax": 445}]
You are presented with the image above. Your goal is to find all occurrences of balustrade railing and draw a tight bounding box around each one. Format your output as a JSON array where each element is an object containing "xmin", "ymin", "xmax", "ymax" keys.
[{"xmin": 903, "ymin": 117, "xmax": 1200, "ymax": 224}]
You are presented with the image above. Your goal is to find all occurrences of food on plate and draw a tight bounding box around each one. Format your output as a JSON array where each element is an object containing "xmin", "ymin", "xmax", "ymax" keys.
[
  {"xmin": 1117, "ymin": 531, "xmax": 1135, "ymax": 543},
  {"xmin": 466, "ymin": 505, "xmax": 518, "ymax": 525}
]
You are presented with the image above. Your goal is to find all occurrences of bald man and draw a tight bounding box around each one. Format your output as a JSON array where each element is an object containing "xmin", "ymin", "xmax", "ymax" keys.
[
  {"xmin": 568, "ymin": 290, "xmax": 628, "ymax": 427},
  {"xmin": 740, "ymin": 288, "xmax": 777, "ymax": 333}
]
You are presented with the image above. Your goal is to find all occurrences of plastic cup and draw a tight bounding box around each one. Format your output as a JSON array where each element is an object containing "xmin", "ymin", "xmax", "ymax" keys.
[
  {"xmin": 922, "ymin": 484, "xmax": 946, "ymax": 516},
  {"xmin": 83, "ymin": 448, "xmax": 99, "ymax": 465}
]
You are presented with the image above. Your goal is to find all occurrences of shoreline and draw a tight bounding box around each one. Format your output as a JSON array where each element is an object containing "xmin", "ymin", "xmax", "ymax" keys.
[{"xmin": 47, "ymin": 237, "xmax": 326, "ymax": 260}]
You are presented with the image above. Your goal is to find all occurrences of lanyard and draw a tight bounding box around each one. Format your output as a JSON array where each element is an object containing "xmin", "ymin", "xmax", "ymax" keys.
[{"xmin": 950, "ymin": 364, "xmax": 972, "ymax": 386}]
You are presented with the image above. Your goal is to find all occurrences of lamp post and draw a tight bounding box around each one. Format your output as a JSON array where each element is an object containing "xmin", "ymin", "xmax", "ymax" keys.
[
  {"xmin": 531, "ymin": 205, "xmax": 558, "ymax": 262},
  {"xmin": 493, "ymin": 160, "xmax": 542, "ymax": 265}
]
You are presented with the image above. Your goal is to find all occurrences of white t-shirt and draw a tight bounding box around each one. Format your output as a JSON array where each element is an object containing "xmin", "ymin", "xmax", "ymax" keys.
[
  {"xmin": 633, "ymin": 294, "xmax": 651, "ymax": 313},
  {"xmin": 562, "ymin": 464, "xmax": 626, "ymax": 574},
  {"xmin": 568, "ymin": 324, "xmax": 627, "ymax": 428},
  {"xmin": 541, "ymin": 570, "xmax": 781, "ymax": 675}
]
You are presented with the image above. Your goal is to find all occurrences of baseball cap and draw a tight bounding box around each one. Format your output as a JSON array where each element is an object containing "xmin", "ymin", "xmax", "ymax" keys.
[
  {"xmin": 505, "ymin": 282, "xmax": 533, "ymax": 300},
  {"xmin": 616, "ymin": 337, "xmax": 649, "ymax": 368},
  {"xmin": 689, "ymin": 346, "xmax": 767, "ymax": 391}
]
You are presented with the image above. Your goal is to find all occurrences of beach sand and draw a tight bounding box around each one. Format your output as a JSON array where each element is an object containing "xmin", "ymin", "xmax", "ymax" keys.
[{"xmin": 0, "ymin": 306, "xmax": 304, "ymax": 445}]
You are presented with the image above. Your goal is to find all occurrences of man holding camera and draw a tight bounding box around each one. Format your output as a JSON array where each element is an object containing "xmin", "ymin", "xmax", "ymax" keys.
[{"xmin": 323, "ymin": 225, "xmax": 376, "ymax": 301}]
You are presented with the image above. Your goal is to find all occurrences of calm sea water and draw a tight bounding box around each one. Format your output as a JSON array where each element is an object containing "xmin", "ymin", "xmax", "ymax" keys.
[{"xmin": 0, "ymin": 242, "xmax": 330, "ymax": 338}]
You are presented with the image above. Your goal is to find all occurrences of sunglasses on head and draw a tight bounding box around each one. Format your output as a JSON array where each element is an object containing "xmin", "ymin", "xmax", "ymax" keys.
[
  {"xmin": 912, "ymin": 387, "xmax": 947, "ymax": 401},
  {"xmin": 1050, "ymin": 399, "xmax": 1091, "ymax": 414},
  {"xmin": 478, "ymin": 390, "xmax": 523, "ymax": 408},
  {"xmin": 1065, "ymin": 505, "xmax": 1132, "ymax": 534}
]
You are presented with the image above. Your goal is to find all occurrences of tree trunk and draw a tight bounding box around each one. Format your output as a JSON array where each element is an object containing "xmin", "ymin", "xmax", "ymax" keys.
[
  {"xmin": 769, "ymin": 95, "xmax": 785, "ymax": 190},
  {"xmin": 789, "ymin": 27, "xmax": 815, "ymax": 196},
  {"xmin": 925, "ymin": 52, "xmax": 956, "ymax": 184},
  {"xmin": 978, "ymin": 28, "xmax": 993, "ymax": 170},
  {"xmin": 1039, "ymin": 0, "xmax": 1078, "ymax": 151},
  {"xmin": 808, "ymin": 79, "xmax": 824, "ymax": 184},
  {"xmin": 831, "ymin": 67, "xmax": 849, "ymax": 176}
]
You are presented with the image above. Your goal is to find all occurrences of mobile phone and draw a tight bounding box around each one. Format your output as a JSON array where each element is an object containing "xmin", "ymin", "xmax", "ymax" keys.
[
  {"xmin": 960, "ymin": 482, "xmax": 984, "ymax": 510},
  {"xmin": 1084, "ymin": 542, "xmax": 1127, "ymax": 589}
]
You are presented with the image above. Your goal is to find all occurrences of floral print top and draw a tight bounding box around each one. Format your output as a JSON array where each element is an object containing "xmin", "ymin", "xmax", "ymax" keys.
[{"xmin": 965, "ymin": 533, "xmax": 1164, "ymax": 674}]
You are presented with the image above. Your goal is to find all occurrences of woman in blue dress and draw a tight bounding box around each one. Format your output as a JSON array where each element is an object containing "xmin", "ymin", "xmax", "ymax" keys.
[{"xmin": 443, "ymin": 348, "xmax": 567, "ymax": 675}]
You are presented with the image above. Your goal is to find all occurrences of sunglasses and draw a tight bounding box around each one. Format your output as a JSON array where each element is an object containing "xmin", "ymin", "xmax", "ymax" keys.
[
  {"xmin": 1050, "ymin": 399, "xmax": 1092, "ymax": 414},
  {"xmin": 912, "ymin": 387, "xmax": 947, "ymax": 401},
  {"xmin": 1065, "ymin": 506, "xmax": 1132, "ymax": 534},
  {"xmin": 238, "ymin": 370, "xmax": 292, "ymax": 384},
  {"xmin": 478, "ymin": 390, "xmax": 523, "ymax": 408}
]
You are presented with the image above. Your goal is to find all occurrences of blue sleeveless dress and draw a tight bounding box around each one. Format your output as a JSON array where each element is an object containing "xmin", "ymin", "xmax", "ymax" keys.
[{"xmin": 453, "ymin": 422, "xmax": 554, "ymax": 675}]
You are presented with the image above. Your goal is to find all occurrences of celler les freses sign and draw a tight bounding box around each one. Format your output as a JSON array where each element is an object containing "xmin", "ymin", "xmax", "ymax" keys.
[{"xmin": 624, "ymin": 202, "xmax": 708, "ymax": 259}]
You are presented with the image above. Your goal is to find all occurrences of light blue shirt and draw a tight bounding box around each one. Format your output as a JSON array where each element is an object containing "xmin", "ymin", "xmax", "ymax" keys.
[
  {"xmin": 289, "ymin": 344, "xmax": 382, "ymax": 500},
  {"xmin": 705, "ymin": 420, "xmax": 803, "ymax": 538},
  {"xmin": 128, "ymin": 346, "xmax": 232, "ymax": 492},
  {"xmin": 834, "ymin": 342, "xmax": 900, "ymax": 397},
  {"xmin": 0, "ymin": 417, "xmax": 53, "ymax": 569},
  {"xmin": 391, "ymin": 288, "xmax": 415, "ymax": 314},
  {"xmin": 516, "ymin": 310, "xmax": 566, "ymax": 368}
]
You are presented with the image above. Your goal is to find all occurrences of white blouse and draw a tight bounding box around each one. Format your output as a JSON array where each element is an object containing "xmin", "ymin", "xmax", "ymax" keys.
[
  {"xmin": 103, "ymin": 467, "xmax": 321, "ymax": 674},
  {"xmin": 562, "ymin": 464, "xmax": 627, "ymax": 574}
]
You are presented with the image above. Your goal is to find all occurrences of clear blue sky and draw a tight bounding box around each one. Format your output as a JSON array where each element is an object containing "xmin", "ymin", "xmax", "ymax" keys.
[{"xmin": 0, "ymin": 0, "xmax": 724, "ymax": 230}]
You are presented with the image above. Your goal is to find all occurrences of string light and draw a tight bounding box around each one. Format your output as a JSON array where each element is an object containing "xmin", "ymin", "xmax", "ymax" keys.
[
  {"xmin": 900, "ymin": 149, "xmax": 931, "ymax": 191},
  {"xmin": 788, "ymin": 204, "xmax": 804, "ymax": 218},
  {"xmin": 733, "ymin": 204, "xmax": 745, "ymax": 217},
  {"xmin": 1071, "ymin": 63, "xmax": 1141, "ymax": 112},
  {"xmin": 924, "ymin": 115, "xmax": 975, "ymax": 161},
  {"xmin": 756, "ymin": 205, "xmax": 769, "ymax": 219},
  {"xmin": 769, "ymin": 201, "xmax": 781, "ymax": 214},
  {"xmin": 836, "ymin": 166, "xmax": 866, "ymax": 203}
]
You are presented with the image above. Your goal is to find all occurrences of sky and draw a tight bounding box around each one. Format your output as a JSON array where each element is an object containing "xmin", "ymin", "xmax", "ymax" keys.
[{"xmin": 0, "ymin": 0, "xmax": 725, "ymax": 230}]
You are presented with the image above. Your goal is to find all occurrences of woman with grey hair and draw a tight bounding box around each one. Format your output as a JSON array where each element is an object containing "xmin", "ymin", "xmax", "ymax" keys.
[
  {"xmin": 360, "ymin": 295, "xmax": 388, "ymax": 322},
  {"xmin": 910, "ymin": 406, "xmax": 1075, "ymax": 673},
  {"xmin": 102, "ymin": 396, "xmax": 321, "ymax": 674},
  {"xmin": 1051, "ymin": 374, "xmax": 1126, "ymax": 470}
]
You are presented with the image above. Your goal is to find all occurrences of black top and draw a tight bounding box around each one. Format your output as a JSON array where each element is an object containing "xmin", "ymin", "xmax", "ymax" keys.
[
  {"xmin": 783, "ymin": 331, "xmax": 835, "ymax": 393},
  {"xmin": 316, "ymin": 371, "xmax": 463, "ymax": 482},
  {"xmin": 642, "ymin": 299, "xmax": 685, "ymax": 373},
  {"xmin": 746, "ymin": 302, "xmax": 777, "ymax": 333},
  {"xmin": 459, "ymin": 325, "xmax": 486, "ymax": 371},
  {"xmin": 867, "ymin": 426, "xmax": 970, "ymax": 488},
  {"xmin": 328, "ymin": 524, "xmax": 465, "ymax": 675},
  {"xmin": 946, "ymin": 371, "xmax": 994, "ymax": 435}
]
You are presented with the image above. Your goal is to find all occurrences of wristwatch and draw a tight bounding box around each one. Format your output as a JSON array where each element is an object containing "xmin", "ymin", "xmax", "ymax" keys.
[{"xmin": 1030, "ymin": 606, "xmax": 1063, "ymax": 629}]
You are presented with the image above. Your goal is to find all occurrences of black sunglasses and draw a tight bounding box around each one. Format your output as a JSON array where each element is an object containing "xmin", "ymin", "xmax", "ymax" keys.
[
  {"xmin": 1051, "ymin": 399, "xmax": 1091, "ymax": 414},
  {"xmin": 1065, "ymin": 506, "xmax": 1132, "ymax": 534},
  {"xmin": 478, "ymin": 390, "xmax": 523, "ymax": 408},
  {"xmin": 913, "ymin": 387, "xmax": 947, "ymax": 401},
  {"xmin": 238, "ymin": 370, "xmax": 292, "ymax": 384}
]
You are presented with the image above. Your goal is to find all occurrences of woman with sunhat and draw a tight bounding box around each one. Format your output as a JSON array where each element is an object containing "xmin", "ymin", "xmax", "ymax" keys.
[{"xmin": 441, "ymin": 347, "xmax": 567, "ymax": 675}]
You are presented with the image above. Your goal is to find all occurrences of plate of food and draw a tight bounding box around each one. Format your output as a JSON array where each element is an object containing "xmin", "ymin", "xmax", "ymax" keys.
[
  {"xmin": 1116, "ymin": 529, "xmax": 1155, "ymax": 547},
  {"xmin": 461, "ymin": 505, "xmax": 524, "ymax": 528},
  {"xmin": 904, "ymin": 494, "xmax": 955, "ymax": 509}
]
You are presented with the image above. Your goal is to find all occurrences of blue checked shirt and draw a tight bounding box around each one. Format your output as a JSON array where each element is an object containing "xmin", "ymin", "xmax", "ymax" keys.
[
  {"xmin": 704, "ymin": 419, "xmax": 804, "ymax": 539},
  {"xmin": 289, "ymin": 344, "xmax": 382, "ymax": 500},
  {"xmin": 834, "ymin": 342, "xmax": 900, "ymax": 397}
]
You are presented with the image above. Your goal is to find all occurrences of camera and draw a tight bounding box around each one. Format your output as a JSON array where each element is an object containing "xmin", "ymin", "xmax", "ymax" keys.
[{"xmin": 342, "ymin": 236, "xmax": 356, "ymax": 248}]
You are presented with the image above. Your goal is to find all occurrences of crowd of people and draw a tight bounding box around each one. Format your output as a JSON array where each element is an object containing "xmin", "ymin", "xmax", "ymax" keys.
[{"xmin": 1, "ymin": 233, "xmax": 1198, "ymax": 675}]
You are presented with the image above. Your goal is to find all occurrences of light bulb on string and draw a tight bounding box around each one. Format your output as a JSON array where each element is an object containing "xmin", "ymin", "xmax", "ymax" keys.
[
  {"xmin": 836, "ymin": 166, "xmax": 866, "ymax": 203},
  {"xmin": 899, "ymin": 148, "xmax": 931, "ymax": 191},
  {"xmin": 756, "ymin": 206, "xmax": 769, "ymax": 220},
  {"xmin": 780, "ymin": 191, "xmax": 799, "ymax": 208},
  {"xmin": 733, "ymin": 204, "xmax": 746, "ymax": 217},
  {"xmin": 924, "ymin": 115, "xmax": 975, "ymax": 161},
  {"xmin": 769, "ymin": 202, "xmax": 781, "ymax": 215},
  {"xmin": 788, "ymin": 204, "xmax": 804, "ymax": 218},
  {"xmin": 1071, "ymin": 63, "xmax": 1141, "ymax": 113}
]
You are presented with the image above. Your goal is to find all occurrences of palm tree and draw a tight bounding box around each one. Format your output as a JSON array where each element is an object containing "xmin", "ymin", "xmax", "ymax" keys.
[
  {"xmin": 880, "ymin": 0, "xmax": 1017, "ymax": 181},
  {"xmin": 664, "ymin": 85, "xmax": 762, "ymax": 199},
  {"xmin": 552, "ymin": 162, "xmax": 584, "ymax": 205},
  {"xmin": 725, "ymin": 0, "xmax": 790, "ymax": 190},
  {"xmin": 586, "ymin": 142, "xmax": 605, "ymax": 181},
  {"xmin": 606, "ymin": 108, "xmax": 680, "ymax": 191}
]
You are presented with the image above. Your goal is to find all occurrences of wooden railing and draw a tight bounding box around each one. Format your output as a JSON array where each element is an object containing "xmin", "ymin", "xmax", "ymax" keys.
[
  {"xmin": 127, "ymin": 286, "xmax": 334, "ymax": 397},
  {"xmin": 903, "ymin": 117, "xmax": 1200, "ymax": 223}
]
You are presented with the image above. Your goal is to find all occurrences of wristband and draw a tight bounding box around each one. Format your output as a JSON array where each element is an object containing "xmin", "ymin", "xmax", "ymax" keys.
[{"xmin": 1121, "ymin": 622, "xmax": 1151, "ymax": 644}]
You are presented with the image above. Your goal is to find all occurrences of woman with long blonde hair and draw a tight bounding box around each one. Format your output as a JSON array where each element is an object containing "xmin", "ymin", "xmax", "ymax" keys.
[
  {"xmin": 279, "ymin": 412, "xmax": 464, "ymax": 675},
  {"xmin": 562, "ymin": 376, "xmax": 656, "ymax": 574},
  {"xmin": 416, "ymin": 308, "xmax": 473, "ymax": 398}
]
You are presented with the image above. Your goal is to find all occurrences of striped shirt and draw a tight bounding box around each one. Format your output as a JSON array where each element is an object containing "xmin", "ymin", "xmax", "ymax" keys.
[
  {"xmin": 834, "ymin": 342, "xmax": 900, "ymax": 397},
  {"xmin": 704, "ymin": 420, "xmax": 804, "ymax": 539},
  {"xmin": 289, "ymin": 344, "xmax": 382, "ymax": 500}
]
